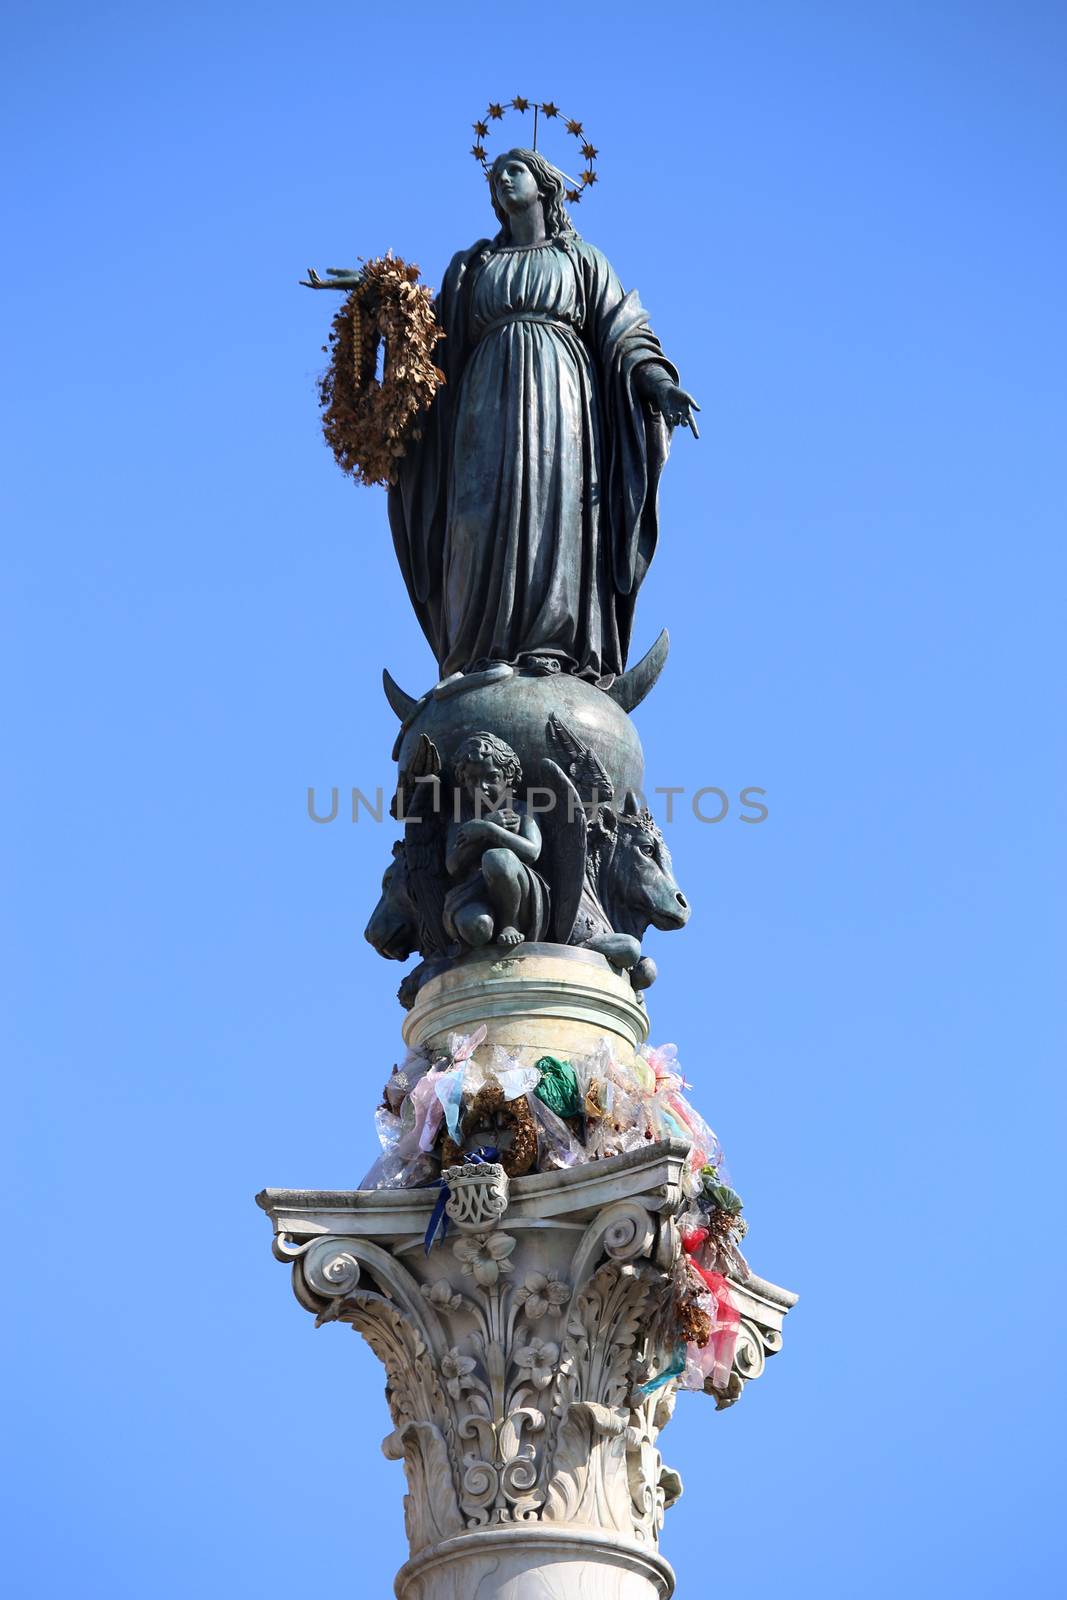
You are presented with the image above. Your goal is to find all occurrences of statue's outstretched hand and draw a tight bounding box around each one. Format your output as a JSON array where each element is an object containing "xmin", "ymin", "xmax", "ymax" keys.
[
  {"xmin": 300, "ymin": 266, "xmax": 365, "ymax": 290},
  {"xmin": 652, "ymin": 383, "xmax": 701, "ymax": 438}
]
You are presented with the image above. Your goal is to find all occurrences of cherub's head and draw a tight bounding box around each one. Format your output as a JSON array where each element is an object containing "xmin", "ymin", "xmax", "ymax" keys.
[{"xmin": 452, "ymin": 732, "xmax": 523, "ymax": 811}]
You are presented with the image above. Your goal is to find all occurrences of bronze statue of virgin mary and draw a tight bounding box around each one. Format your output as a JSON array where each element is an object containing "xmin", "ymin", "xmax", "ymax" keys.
[{"xmin": 386, "ymin": 147, "xmax": 698, "ymax": 684}]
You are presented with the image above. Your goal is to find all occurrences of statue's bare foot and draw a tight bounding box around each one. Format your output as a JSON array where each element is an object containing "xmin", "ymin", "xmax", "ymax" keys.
[{"xmin": 497, "ymin": 926, "xmax": 524, "ymax": 948}]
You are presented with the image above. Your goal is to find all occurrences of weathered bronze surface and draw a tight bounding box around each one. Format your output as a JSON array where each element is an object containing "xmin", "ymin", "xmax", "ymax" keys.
[
  {"xmin": 308, "ymin": 147, "xmax": 699, "ymax": 1000},
  {"xmin": 388, "ymin": 148, "xmax": 697, "ymax": 681}
]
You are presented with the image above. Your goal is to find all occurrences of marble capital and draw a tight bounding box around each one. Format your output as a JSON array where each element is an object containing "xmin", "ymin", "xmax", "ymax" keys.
[{"xmin": 257, "ymin": 1142, "xmax": 796, "ymax": 1599}]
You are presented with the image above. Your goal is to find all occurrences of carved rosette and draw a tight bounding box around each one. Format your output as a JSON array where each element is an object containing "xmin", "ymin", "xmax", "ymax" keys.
[{"xmin": 260, "ymin": 1143, "xmax": 796, "ymax": 1599}]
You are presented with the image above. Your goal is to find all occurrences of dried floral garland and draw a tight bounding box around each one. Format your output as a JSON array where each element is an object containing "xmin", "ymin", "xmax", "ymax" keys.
[
  {"xmin": 318, "ymin": 255, "xmax": 444, "ymax": 487},
  {"xmin": 674, "ymin": 1260, "xmax": 713, "ymax": 1347},
  {"xmin": 440, "ymin": 1082, "xmax": 538, "ymax": 1178}
]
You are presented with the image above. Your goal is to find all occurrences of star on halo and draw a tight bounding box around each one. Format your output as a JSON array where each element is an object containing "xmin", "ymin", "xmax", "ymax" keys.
[{"xmin": 469, "ymin": 99, "xmax": 599, "ymax": 200}]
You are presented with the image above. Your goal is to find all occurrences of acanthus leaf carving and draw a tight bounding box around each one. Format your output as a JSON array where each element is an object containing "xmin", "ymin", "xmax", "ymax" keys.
[
  {"xmin": 542, "ymin": 1401, "xmax": 633, "ymax": 1530},
  {"xmin": 383, "ymin": 1419, "xmax": 465, "ymax": 1552},
  {"xmin": 266, "ymin": 1163, "xmax": 794, "ymax": 1565}
]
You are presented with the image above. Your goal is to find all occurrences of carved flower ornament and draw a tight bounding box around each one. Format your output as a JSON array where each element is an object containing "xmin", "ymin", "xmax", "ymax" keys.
[
  {"xmin": 515, "ymin": 1271, "xmax": 571, "ymax": 1320},
  {"xmin": 440, "ymin": 1346, "xmax": 477, "ymax": 1399},
  {"xmin": 421, "ymin": 1279, "xmax": 464, "ymax": 1312},
  {"xmin": 513, "ymin": 1336, "xmax": 560, "ymax": 1389},
  {"xmin": 453, "ymin": 1231, "xmax": 516, "ymax": 1286}
]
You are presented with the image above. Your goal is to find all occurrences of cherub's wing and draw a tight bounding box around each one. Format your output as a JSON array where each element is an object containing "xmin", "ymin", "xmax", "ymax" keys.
[
  {"xmin": 393, "ymin": 734, "xmax": 442, "ymax": 822},
  {"xmin": 398, "ymin": 737, "xmax": 450, "ymax": 956},
  {"xmin": 539, "ymin": 757, "xmax": 588, "ymax": 944},
  {"xmin": 410, "ymin": 884, "xmax": 450, "ymax": 960},
  {"xmin": 546, "ymin": 712, "xmax": 585, "ymax": 764},
  {"xmin": 405, "ymin": 823, "xmax": 450, "ymax": 957},
  {"xmin": 546, "ymin": 713, "xmax": 614, "ymax": 806}
]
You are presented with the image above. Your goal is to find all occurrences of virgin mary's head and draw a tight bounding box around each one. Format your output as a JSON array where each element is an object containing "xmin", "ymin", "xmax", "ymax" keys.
[{"xmin": 489, "ymin": 148, "xmax": 572, "ymax": 239}]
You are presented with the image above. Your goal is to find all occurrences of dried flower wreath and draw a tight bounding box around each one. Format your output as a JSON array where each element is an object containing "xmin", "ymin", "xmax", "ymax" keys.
[{"xmin": 317, "ymin": 254, "xmax": 444, "ymax": 487}]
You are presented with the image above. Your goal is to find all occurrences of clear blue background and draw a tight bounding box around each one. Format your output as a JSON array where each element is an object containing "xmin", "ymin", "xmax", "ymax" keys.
[{"xmin": 5, "ymin": 2, "xmax": 1064, "ymax": 1594}]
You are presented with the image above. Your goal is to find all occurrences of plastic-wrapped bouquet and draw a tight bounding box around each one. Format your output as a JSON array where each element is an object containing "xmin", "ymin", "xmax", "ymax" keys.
[
  {"xmin": 363, "ymin": 1032, "xmax": 725, "ymax": 1193},
  {"xmin": 362, "ymin": 1029, "xmax": 749, "ymax": 1400}
]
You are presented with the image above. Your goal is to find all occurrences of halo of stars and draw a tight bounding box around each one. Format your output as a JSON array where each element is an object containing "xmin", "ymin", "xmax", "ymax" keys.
[{"xmin": 471, "ymin": 98, "xmax": 599, "ymax": 204}]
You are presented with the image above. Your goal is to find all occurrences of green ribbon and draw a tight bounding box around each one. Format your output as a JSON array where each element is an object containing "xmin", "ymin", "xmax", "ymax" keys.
[{"xmin": 533, "ymin": 1055, "xmax": 581, "ymax": 1119}]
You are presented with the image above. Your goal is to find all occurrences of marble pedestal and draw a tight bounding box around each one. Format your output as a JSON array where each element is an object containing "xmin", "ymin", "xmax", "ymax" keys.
[
  {"xmin": 258, "ymin": 1143, "xmax": 796, "ymax": 1600},
  {"xmin": 403, "ymin": 943, "xmax": 650, "ymax": 1067}
]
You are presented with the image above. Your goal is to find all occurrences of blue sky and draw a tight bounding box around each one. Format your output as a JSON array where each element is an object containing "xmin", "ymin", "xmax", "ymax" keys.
[{"xmin": 4, "ymin": 2, "xmax": 1065, "ymax": 1595}]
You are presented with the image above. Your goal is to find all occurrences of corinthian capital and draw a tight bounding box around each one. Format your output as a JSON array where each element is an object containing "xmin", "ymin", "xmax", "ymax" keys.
[{"xmin": 257, "ymin": 1141, "xmax": 796, "ymax": 1599}]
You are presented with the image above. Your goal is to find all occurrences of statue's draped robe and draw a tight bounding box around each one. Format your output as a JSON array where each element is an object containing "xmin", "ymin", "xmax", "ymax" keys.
[{"xmin": 388, "ymin": 234, "xmax": 679, "ymax": 680}]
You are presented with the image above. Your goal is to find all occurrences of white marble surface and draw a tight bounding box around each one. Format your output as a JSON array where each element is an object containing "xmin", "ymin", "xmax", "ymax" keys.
[
  {"xmin": 258, "ymin": 1143, "xmax": 796, "ymax": 1599},
  {"xmin": 402, "ymin": 944, "xmax": 651, "ymax": 1065}
]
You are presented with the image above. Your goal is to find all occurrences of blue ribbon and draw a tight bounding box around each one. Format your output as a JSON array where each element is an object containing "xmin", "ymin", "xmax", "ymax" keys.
[
  {"xmin": 423, "ymin": 1147, "xmax": 500, "ymax": 1255},
  {"xmin": 637, "ymin": 1344, "xmax": 687, "ymax": 1396},
  {"xmin": 424, "ymin": 1186, "xmax": 451, "ymax": 1255}
]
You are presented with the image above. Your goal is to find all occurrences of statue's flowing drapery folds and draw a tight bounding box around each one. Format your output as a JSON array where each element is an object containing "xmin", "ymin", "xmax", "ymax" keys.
[{"xmin": 389, "ymin": 235, "xmax": 680, "ymax": 679}]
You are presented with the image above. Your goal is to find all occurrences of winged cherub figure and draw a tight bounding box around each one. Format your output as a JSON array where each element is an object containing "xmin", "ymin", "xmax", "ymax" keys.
[{"xmin": 443, "ymin": 733, "xmax": 550, "ymax": 950}]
